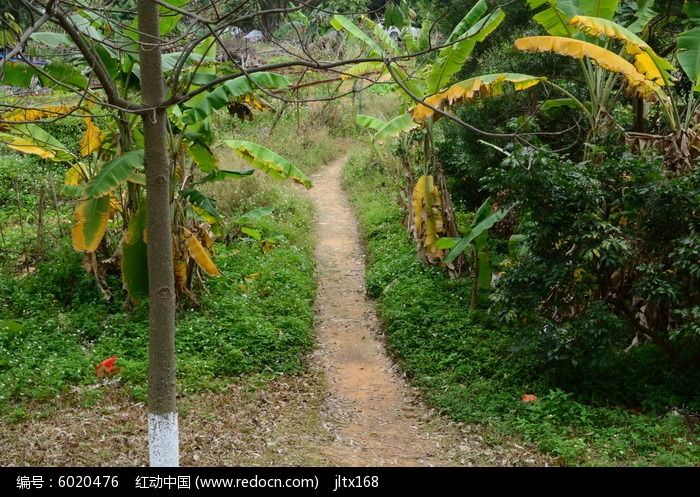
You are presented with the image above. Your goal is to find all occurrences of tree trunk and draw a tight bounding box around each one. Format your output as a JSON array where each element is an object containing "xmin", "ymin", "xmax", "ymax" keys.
[{"xmin": 138, "ymin": 0, "xmax": 179, "ymax": 467}]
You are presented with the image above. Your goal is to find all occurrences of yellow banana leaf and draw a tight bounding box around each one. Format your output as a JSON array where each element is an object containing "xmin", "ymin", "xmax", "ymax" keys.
[
  {"xmin": 569, "ymin": 15, "xmax": 675, "ymax": 84},
  {"xmin": 412, "ymin": 73, "xmax": 543, "ymax": 122},
  {"xmin": 183, "ymin": 228, "xmax": 220, "ymax": 277},
  {"xmin": 412, "ymin": 175, "xmax": 445, "ymax": 256},
  {"xmin": 0, "ymin": 124, "xmax": 73, "ymax": 161},
  {"xmin": 515, "ymin": 36, "xmax": 662, "ymax": 101},
  {"xmin": 173, "ymin": 237, "xmax": 188, "ymax": 294},
  {"xmin": 0, "ymin": 133, "xmax": 55, "ymax": 159},
  {"xmin": 64, "ymin": 163, "xmax": 87, "ymax": 186},
  {"xmin": 71, "ymin": 195, "xmax": 111, "ymax": 252},
  {"xmin": 193, "ymin": 225, "xmax": 215, "ymax": 254},
  {"xmin": 80, "ymin": 117, "xmax": 102, "ymax": 156},
  {"xmin": 0, "ymin": 105, "xmax": 74, "ymax": 127},
  {"xmin": 174, "ymin": 258, "xmax": 188, "ymax": 293}
]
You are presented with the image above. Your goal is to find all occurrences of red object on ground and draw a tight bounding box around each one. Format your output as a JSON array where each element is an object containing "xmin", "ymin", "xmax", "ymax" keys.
[
  {"xmin": 521, "ymin": 393, "xmax": 538, "ymax": 403},
  {"xmin": 95, "ymin": 356, "xmax": 120, "ymax": 378}
]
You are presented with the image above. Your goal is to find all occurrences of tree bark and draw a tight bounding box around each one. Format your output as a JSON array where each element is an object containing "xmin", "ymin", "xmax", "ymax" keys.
[{"xmin": 138, "ymin": 0, "xmax": 179, "ymax": 467}]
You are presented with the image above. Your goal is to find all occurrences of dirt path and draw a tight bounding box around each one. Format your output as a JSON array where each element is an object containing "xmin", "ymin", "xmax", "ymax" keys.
[{"xmin": 306, "ymin": 156, "xmax": 473, "ymax": 466}]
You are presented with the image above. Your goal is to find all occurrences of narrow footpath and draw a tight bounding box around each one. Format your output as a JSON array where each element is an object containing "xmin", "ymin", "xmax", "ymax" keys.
[{"xmin": 308, "ymin": 156, "xmax": 476, "ymax": 466}]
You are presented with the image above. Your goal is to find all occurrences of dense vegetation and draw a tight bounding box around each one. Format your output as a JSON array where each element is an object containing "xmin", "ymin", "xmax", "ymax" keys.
[
  {"xmin": 338, "ymin": 0, "xmax": 699, "ymax": 466},
  {"xmin": 0, "ymin": 105, "xmax": 348, "ymax": 418},
  {"xmin": 343, "ymin": 144, "xmax": 700, "ymax": 466},
  {"xmin": 1, "ymin": 0, "xmax": 698, "ymax": 466}
]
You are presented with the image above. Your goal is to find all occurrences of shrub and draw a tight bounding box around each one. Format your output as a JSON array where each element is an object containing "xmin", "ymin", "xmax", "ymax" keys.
[{"xmin": 487, "ymin": 143, "xmax": 700, "ymax": 372}]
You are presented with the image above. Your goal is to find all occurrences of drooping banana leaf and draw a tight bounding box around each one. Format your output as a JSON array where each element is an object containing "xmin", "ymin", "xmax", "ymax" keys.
[
  {"xmin": 71, "ymin": 195, "xmax": 112, "ymax": 252},
  {"xmin": 194, "ymin": 168, "xmax": 255, "ymax": 184},
  {"xmin": 180, "ymin": 189, "xmax": 222, "ymax": 224},
  {"xmin": 80, "ymin": 118, "xmax": 102, "ymax": 156},
  {"xmin": 374, "ymin": 113, "xmax": 420, "ymax": 143},
  {"xmin": 187, "ymin": 141, "xmax": 218, "ymax": 173},
  {"xmin": 515, "ymin": 36, "xmax": 662, "ymax": 100},
  {"xmin": 182, "ymin": 72, "xmax": 291, "ymax": 124},
  {"xmin": 677, "ymin": 28, "xmax": 700, "ymax": 92},
  {"xmin": 184, "ymin": 228, "xmax": 220, "ymax": 277},
  {"xmin": 0, "ymin": 124, "xmax": 73, "ymax": 161},
  {"xmin": 355, "ymin": 114, "xmax": 387, "ymax": 131},
  {"xmin": 330, "ymin": 14, "xmax": 383, "ymax": 57},
  {"xmin": 223, "ymin": 140, "xmax": 312, "ymax": 188},
  {"xmin": 83, "ymin": 149, "xmax": 144, "ymax": 198},
  {"xmin": 569, "ymin": 15, "xmax": 675, "ymax": 84},
  {"xmin": 413, "ymin": 73, "xmax": 544, "ymax": 122}
]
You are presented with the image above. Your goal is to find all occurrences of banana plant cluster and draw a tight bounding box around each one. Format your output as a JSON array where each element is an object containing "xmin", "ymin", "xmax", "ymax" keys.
[
  {"xmin": 338, "ymin": 1, "xmax": 542, "ymax": 279},
  {"xmin": 339, "ymin": 0, "xmax": 697, "ymax": 303},
  {"xmin": 0, "ymin": 2, "xmax": 311, "ymax": 305},
  {"xmin": 517, "ymin": 0, "xmax": 699, "ymax": 170},
  {"xmin": 336, "ymin": 0, "xmax": 510, "ymax": 273}
]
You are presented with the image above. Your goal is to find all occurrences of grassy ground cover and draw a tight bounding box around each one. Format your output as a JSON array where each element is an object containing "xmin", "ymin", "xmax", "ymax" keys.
[
  {"xmin": 342, "ymin": 146, "xmax": 700, "ymax": 466},
  {"xmin": 0, "ymin": 101, "xmax": 351, "ymax": 421}
]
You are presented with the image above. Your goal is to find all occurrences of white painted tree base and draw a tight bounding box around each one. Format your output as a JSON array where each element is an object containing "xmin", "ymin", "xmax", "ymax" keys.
[{"xmin": 149, "ymin": 412, "xmax": 179, "ymax": 466}]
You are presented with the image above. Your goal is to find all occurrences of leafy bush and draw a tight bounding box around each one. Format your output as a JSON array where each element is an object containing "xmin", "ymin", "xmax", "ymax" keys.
[
  {"xmin": 0, "ymin": 107, "xmax": 324, "ymax": 416},
  {"xmin": 487, "ymin": 144, "xmax": 700, "ymax": 372}
]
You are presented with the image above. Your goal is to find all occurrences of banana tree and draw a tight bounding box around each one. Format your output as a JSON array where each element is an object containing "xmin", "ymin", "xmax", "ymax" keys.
[
  {"xmin": 436, "ymin": 197, "xmax": 510, "ymax": 309},
  {"xmin": 519, "ymin": 0, "xmax": 699, "ymax": 170},
  {"xmin": 0, "ymin": 0, "xmax": 322, "ymax": 467},
  {"xmin": 0, "ymin": 20, "xmax": 309, "ymax": 305},
  {"xmin": 336, "ymin": 0, "xmax": 508, "ymax": 272}
]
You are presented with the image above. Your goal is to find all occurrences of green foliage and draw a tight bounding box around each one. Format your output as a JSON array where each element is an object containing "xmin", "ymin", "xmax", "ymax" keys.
[
  {"xmin": 433, "ymin": 12, "xmax": 582, "ymax": 209},
  {"xmin": 0, "ymin": 179, "xmax": 317, "ymax": 415},
  {"xmin": 43, "ymin": 117, "xmax": 88, "ymax": 153},
  {"xmin": 0, "ymin": 98, "xmax": 331, "ymax": 418},
  {"xmin": 345, "ymin": 145, "xmax": 700, "ymax": 466},
  {"xmin": 486, "ymin": 144, "xmax": 700, "ymax": 368},
  {"xmin": 514, "ymin": 388, "xmax": 700, "ymax": 466}
]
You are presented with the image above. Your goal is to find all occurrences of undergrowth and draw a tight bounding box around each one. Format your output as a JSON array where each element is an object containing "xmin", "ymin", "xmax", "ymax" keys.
[
  {"xmin": 342, "ymin": 146, "xmax": 700, "ymax": 467},
  {"xmin": 0, "ymin": 99, "xmax": 353, "ymax": 419}
]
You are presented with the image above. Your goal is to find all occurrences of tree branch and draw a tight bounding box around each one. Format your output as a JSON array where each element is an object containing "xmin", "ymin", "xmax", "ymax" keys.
[
  {"xmin": 51, "ymin": 6, "xmax": 142, "ymax": 112},
  {"xmin": 0, "ymin": 4, "xmax": 51, "ymax": 68}
]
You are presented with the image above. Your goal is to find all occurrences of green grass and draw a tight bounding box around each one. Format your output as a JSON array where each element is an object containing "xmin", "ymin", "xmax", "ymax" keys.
[
  {"xmin": 0, "ymin": 187, "xmax": 317, "ymax": 411},
  {"xmin": 342, "ymin": 146, "xmax": 700, "ymax": 466},
  {"xmin": 0, "ymin": 98, "xmax": 354, "ymax": 419}
]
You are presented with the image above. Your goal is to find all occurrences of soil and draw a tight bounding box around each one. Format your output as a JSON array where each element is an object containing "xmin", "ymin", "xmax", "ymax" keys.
[
  {"xmin": 0, "ymin": 156, "xmax": 550, "ymax": 467},
  {"xmin": 307, "ymin": 156, "xmax": 480, "ymax": 466}
]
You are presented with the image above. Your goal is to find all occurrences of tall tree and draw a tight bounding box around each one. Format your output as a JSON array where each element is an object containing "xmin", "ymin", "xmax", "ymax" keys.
[{"xmin": 137, "ymin": 0, "xmax": 178, "ymax": 466}]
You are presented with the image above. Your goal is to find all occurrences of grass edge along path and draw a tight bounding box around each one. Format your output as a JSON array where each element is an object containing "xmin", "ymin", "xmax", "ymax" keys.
[{"xmin": 341, "ymin": 146, "xmax": 700, "ymax": 467}]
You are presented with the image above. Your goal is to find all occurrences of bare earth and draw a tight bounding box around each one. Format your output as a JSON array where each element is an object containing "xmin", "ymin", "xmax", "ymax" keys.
[
  {"xmin": 308, "ymin": 156, "xmax": 473, "ymax": 466},
  {"xmin": 0, "ymin": 156, "xmax": 549, "ymax": 467},
  {"xmin": 304, "ymin": 156, "xmax": 547, "ymax": 467}
]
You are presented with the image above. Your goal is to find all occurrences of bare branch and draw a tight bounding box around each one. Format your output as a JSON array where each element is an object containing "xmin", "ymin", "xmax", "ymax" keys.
[
  {"xmin": 50, "ymin": 6, "xmax": 142, "ymax": 113},
  {"xmin": 0, "ymin": 4, "xmax": 51, "ymax": 69}
]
